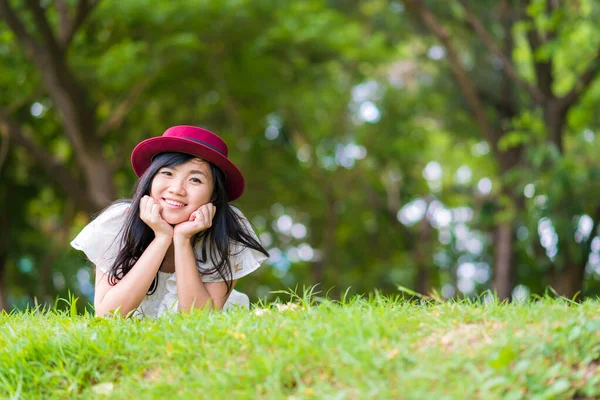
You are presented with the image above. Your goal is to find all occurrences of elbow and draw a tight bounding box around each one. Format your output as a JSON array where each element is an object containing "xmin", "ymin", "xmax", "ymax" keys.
[
  {"xmin": 179, "ymin": 297, "xmax": 217, "ymax": 313},
  {"xmin": 94, "ymin": 303, "xmax": 131, "ymax": 318},
  {"xmin": 94, "ymin": 302, "xmax": 107, "ymax": 318},
  {"xmin": 94, "ymin": 305, "xmax": 114, "ymax": 318},
  {"xmin": 94, "ymin": 300, "xmax": 112, "ymax": 318},
  {"xmin": 94, "ymin": 308, "xmax": 111, "ymax": 318}
]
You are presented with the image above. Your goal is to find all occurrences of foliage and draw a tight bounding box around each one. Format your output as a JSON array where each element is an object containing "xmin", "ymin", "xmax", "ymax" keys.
[{"xmin": 2, "ymin": 0, "xmax": 600, "ymax": 309}]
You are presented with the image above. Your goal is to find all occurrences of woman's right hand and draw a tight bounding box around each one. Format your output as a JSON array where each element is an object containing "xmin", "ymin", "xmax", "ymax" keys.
[{"xmin": 140, "ymin": 195, "xmax": 173, "ymax": 239}]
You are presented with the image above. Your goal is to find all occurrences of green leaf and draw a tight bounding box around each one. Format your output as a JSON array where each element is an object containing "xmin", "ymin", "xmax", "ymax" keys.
[
  {"xmin": 488, "ymin": 346, "xmax": 517, "ymax": 370},
  {"xmin": 544, "ymin": 379, "xmax": 570, "ymax": 397},
  {"xmin": 497, "ymin": 131, "xmax": 530, "ymax": 152}
]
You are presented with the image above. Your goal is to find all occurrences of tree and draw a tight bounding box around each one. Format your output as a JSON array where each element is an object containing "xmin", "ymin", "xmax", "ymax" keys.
[
  {"xmin": 0, "ymin": 0, "xmax": 118, "ymax": 213},
  {"xmin": 400, "ymin": 0, "xmax": 600, "ymax": 299},
  {"xmin": 0, "ymin": 0, "xmax": 401, "ymax": 307}
]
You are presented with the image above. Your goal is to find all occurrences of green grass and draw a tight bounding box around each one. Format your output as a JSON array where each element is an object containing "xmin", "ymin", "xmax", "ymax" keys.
[{"xmin": 1, "ymin": 292, "xmax": 600, "ymax": 399}]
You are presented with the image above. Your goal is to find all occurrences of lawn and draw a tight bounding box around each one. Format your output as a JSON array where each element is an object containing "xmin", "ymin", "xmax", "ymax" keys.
[{"xmin": 0, "ymin": 293, "xmax": 599, "ymax": 399}]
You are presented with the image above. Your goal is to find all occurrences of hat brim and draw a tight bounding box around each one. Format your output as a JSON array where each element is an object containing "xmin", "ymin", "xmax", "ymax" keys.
[{"xmin": 131, "ymin": 136, "xmax": 245, "ymax": 201}]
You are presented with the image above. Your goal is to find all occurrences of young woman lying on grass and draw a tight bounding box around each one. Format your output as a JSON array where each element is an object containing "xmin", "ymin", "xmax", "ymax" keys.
[{"xmin": 71, "ymin": 126, "xmax": 269, "ymax": 318}]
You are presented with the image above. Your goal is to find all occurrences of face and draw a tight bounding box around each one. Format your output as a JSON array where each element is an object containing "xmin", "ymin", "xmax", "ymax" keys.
[{"xmin": 149, "ymin": 158, "xmax": 214, "ymax": 225}]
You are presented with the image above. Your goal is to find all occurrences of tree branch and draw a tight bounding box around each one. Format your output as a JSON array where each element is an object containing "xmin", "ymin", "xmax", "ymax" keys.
[
  {"xmin": 457, "ymin": 0, "xmax": 545, "ymax": 103},
  {"xmin": 498, "ymin": 0, "xmax": 517, "ymax": 119},
  {"xmin": 59, "ymin": 0, "xmax": 100, "ymax": 49},
  {"xmin": 98, "ymin": 79, "xmax": 150, "ymax": 136},
  {"xmin": 402, "ymin": 0, "xmax": 498, "ymax": 154},
  {"xmin": 547, "ymin": 0, "xmax": 560, "ymax": 13},
  {"xmin": 0, "ymin": 126, "xmax": 8, "ymax": 175},
  {"xmin": 24, "ymin": 0, "xmax": 63, "ymax": 58},
  {"xmin": 525, "ymin": 12, "xmax": 554, "ymax": 99},
  {"xmin": 56, "ymin": 0, "xmax": 69, "ymax": 43},
  {"xmin": 0, "ymin": 109, "xmax": 96, "ymax": 212},
  {"xmin": 3, "ymin": 1, "xmax": 104, "ymax": 189},
  {"xmin": 0, "ymin": 0, "xmax": 41, "ymax": 59},
  {"xmin": 478, "ymin": 89, "xmax": 517, "ymax": 117},
  {"xmin": 560, "ymin": 46, "xmax": 600, "ymax": 110}
]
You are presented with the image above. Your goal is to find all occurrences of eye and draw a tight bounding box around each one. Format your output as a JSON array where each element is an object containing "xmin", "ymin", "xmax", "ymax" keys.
[
  {"xmin": 160, "ymin": 170, "xmax": 173, "ymax": 176},
  {"xmin": 190, "ymin": 177, "xmax": 202, "ymax": 183}
]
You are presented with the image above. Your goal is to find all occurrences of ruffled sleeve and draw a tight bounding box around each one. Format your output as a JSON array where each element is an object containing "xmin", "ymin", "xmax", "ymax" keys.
[
  {"xmin": 70, "ymin": 202, "xmax": 131, "ymax": 274},
  {"xmin": 198, "ymin": 207, "xmax": 268, "ymax": 283}
]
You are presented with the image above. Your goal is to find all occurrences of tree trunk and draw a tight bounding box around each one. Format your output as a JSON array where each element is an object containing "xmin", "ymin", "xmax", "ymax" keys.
[
  {"xmin": 415, "ymin": 217, "xmax": 432, "ymax": 295},
  {"xmin": 311, "ymin": 196, "xmax": 337, "ymax": 285},
  {"xmin": 543, "ymin": 99, "xmax": 567, "ymax": 152},
  {"xmin": 81, "ymin": 151, "xmax": 116, "ymax": 210},
  {"xmin": 0, "ymin": 249, "xmax": 7, "ymax": 311},
  {"xmin": 552, "ymin": 263, "xmax": 584, "ymax": 299},
  {"xmin": 544, "ymin": 101, "xmax": 582, "ymax": 298},
  {"xmin": 40, "ymin": 59, "xmax": 116, "ymax": 210},
  {"xmin": 492, "ymin": 221, "xmax": 515, "ymax": 300},
  {"xmin": 38, "ymin": 201, "xmax": 77, "ymax": 302},
  {"xmin": 37, "ymin": 250, "xmax": 60, "ymax": 303},
  {"xmin": 0, "ymin": 199, "xmax": 8, "ymax": 311},
  {"xmin": 415, "ymin": 265, "xmax": 430, "ymax": 296},
  {"xmin": 0, "ymin": 1, "xmax": 116, "ymax": 212}
]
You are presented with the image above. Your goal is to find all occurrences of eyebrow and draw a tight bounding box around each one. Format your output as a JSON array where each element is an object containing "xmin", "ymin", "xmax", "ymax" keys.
[{"xmin": 161, "ymin": 165, "xmax": 210, "ymax": 178}]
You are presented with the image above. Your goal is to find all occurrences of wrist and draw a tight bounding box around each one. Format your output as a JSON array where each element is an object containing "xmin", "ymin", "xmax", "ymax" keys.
[
  {"xmin": 173, "ymin": 233, "xmax": 194, "ymax": 245},
  {"xmin": 154, "ymin": 233, "xmax": 173, "ymax": 244}
]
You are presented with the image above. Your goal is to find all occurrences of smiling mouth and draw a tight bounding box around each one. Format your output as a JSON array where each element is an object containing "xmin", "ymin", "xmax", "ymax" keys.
[{"xmin": 163, "ymin": 198, "xmax": 186, "ymax": 208}]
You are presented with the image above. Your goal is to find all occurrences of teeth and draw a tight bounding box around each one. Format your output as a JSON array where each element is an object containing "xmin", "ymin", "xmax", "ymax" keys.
[{"xmin": 165, "ymin": 199, "xmax": 185, "ymax": 207}]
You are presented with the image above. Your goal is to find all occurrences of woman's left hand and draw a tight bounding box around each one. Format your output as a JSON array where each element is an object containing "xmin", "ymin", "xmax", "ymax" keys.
[{"xmin": 174, "ymin": 203, "xmax": 217, "ymax": 240}]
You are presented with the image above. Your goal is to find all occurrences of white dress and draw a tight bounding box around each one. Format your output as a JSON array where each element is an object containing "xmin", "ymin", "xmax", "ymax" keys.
[{"xmin": 71, "ymin": 202, "xmax": 267, "ymax": 318}]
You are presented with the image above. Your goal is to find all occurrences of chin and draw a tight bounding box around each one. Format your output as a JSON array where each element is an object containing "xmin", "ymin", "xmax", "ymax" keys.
[
  {"xmin": 168, "ymin": 218, "xmax": 187, "ymax": 225},
  {"xmin": 162, "ymin": 213, "xmax": 189, "ymax": 225}
]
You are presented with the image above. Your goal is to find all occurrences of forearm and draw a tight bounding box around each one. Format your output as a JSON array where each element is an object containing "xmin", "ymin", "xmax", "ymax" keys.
[
  {"xmin": 95, "ymin": 236, "xmax": 171, "ymax": 317},
  {"xmin": 173, "ymin": 237, "xmax": 215, "ymax": 312}
]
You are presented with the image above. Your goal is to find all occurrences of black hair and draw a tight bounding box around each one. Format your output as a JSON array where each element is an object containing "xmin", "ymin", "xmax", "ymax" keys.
[{"xmin": 107, "ymin": 152, "xmax": 268, "ymax": 295}]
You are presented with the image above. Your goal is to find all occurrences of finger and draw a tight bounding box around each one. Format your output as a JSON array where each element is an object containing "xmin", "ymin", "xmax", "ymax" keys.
[
  {"xmin": 202, "ymin": 205, "xmax": 213, "ymax": 227},
  {"xmin": 199, "ymin": 205, "xmax": 210, "ymax": 225},
  {"xmin": 146, "ymin": 195, "xmax": 155, "ymax": 207},
  {"xmin": 140, "ymin": 196, "xmax": 151, "ymax": 220},
  {"xmin": 149, "ymin": 198, "xmax": 159, "ymax": 217},
  {"xmin": 144, "ymin": 196, "xmax": 153, "ymax": 215},
  {"xmin": 151, "ymin": 203, "xmax": 161, "ymax": 222},
  {"xmin": 202, "ymin": 203, "xmax": 215, "ymax": 222}
]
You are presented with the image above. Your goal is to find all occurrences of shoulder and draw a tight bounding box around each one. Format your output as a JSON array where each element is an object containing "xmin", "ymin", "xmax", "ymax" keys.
[
  {"xmin": 87, "ymin": 201, "xmax": 132, "ymax": 231},
  {"xmin": 228, "ymin": 205, "xmax": 256, "ymax": 233},
  {"xmin": 96, "ymin": 201, "xmax": 132, "ymax": 223},
  {"xmin": 72, "ymin": 201, "xmax": 131, "ymax": 247},
  {"xmin": 71, "ymin": 201, "xmax": 133, "ymax": 272},
  {"xmin": 229, "ymin": 205, "xmax": 246, "ymax": 219}
]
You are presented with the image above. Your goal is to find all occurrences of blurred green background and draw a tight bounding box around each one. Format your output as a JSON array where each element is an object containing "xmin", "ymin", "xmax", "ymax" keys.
[{"xmin": 1, "ymin": 0, "xmax": 600, "ymax": 312}]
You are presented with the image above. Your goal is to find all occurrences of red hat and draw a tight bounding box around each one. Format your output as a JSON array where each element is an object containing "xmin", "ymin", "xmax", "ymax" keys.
[{"xmin": 131, "ymin": 126, "xmax": 245, "ymax": 201}]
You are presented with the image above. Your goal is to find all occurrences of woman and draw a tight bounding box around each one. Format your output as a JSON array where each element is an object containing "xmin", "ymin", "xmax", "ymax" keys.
[{"xmin": 71, "ymin": 125, "xmax": 269, "ymax": 318}]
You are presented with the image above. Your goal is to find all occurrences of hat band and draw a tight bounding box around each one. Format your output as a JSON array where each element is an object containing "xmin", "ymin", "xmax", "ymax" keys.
[{"xmin": 185, "ymin": 137, "xmax": 226, "ymax": 156}]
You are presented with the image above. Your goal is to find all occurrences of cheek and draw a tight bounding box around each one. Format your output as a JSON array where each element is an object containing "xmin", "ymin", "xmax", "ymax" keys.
[
  {"xmin": 190, "ymin": 186, "xmax": 213, "ymax": 205},
  {"xmin": 149, "ymin": 181, "xmax": 160, "ymax": 200},
  {"xmin": 149, "ymin": 178, "xmax": 168, "ymax": 203},
  {"xmin": 206, "ymin": 183, "xmax": 216, "ymax": 202}
]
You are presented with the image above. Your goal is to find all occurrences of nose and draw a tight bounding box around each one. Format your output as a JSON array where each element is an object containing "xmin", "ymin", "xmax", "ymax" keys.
[{"xmin": 168, "ymin": 178, "xmax": 186, "ymax": 195}]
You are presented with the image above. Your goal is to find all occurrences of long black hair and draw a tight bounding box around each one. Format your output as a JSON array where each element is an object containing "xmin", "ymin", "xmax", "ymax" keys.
[{"xmin": 107, "ymin": 152, "xmax": 268, "ymax": 295}]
